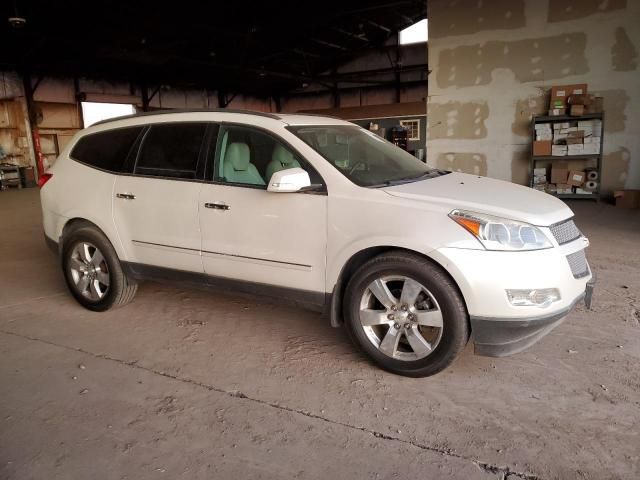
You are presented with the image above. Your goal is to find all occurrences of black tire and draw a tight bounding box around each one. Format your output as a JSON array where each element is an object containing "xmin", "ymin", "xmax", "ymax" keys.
[
  {"xmin": 62, "ymin": 226, "xmax": 137, "ymax": 311},
  {"xmin": 344, "ymin": 251, "xmax": 469, "ymax": 377}
]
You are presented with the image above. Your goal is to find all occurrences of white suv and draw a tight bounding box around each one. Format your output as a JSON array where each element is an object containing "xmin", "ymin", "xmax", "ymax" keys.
[{"xmin": 40, "ymin": 109, "xmax": 594, "ymax": 377}]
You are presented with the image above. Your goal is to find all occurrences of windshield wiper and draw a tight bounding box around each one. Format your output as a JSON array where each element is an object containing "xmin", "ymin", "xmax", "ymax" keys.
[{"xmin": 366, "ymin": 170, "xmax": 449, "ymax": 188}]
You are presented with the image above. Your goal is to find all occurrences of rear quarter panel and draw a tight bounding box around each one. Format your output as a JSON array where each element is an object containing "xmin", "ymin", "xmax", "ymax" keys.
[{"xmin": 41, "ymin": 156, "xmax": 125, "ymax": 260}]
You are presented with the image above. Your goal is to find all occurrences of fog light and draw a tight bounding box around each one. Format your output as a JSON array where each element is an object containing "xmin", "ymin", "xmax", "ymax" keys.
[{"xmin": 506, "ymin": 288, "xmax": 561, "ymax": 308}]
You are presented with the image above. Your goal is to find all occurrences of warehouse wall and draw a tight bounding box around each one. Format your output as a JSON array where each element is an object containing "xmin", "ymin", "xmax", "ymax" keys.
[{"xmin": 426, "ymin": 0, "xmax": 640, "ymax": 194}]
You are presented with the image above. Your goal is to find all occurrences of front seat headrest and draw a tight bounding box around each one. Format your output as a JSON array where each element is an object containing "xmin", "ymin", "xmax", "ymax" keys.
[
  {"xmin": 226, "ymin": 143, "xmax": 251, "ymax": 171},
  {"xmin": 272, "ymin": 143, "xmax": 295, "ymax": 165}
]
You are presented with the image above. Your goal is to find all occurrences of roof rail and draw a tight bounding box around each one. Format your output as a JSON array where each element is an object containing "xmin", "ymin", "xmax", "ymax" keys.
[{"xmin": 92, "ymin": 108, "xmax": 281, "ymax": 126}]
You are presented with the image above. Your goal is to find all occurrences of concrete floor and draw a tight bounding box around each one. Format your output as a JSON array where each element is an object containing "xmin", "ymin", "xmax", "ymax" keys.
[{"xmin": 0, "ymin": 188, "xmax": 639, "ymax": 480}]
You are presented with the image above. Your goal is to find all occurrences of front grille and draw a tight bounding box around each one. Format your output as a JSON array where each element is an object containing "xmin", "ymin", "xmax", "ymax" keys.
[
  {"xmin": 550, "ymin": 219, "xmax": 582, "ymax": 245},
  {"xmin": 566, "ymin": 249, "xmax": 590, "ymax": 278}
]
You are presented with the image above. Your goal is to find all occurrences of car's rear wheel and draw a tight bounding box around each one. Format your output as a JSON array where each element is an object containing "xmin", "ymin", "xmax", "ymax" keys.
[
  {"xmin": 344, "ymin": 251, "xmax": 469, "ymax": 377},
  {"xmin": 62, "ymin": 226, "xmax": 137, "ymax": 311}
]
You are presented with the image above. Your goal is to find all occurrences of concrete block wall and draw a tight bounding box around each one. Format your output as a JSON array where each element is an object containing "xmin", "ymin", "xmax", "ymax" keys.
[{"xmin": 427, "ymin": 0, "xmax": 640, "ymax": 194}]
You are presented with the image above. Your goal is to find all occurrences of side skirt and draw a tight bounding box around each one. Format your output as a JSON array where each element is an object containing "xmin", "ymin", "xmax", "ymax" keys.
[{"xmin": 121, "ymin": 262, "xmax": 326, "ymax": 313}]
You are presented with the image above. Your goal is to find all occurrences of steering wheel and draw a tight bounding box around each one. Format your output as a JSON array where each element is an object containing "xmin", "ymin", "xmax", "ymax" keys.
[{"xmin": 348, "ymin": 160, "xmax": 367, "ymax": 175}]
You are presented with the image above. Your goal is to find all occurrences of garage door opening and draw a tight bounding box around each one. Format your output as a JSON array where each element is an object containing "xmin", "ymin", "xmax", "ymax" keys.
[
  {"xmin": 81, "ymin": 102, "xmax": 136, "ymax": 127},
  {"xmin": 399, "ymin": 18, "xmax": 428, "ymax": 45}
]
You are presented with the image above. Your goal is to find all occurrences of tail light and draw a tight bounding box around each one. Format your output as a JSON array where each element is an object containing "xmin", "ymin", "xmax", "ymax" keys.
[{"xmin": 38, "ymin": 173, "xmax": 53, "ymax": 188}]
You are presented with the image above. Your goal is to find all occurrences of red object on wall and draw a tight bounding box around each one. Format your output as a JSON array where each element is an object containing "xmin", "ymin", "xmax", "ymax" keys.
[{"xmin": 31, "ymin": 129, "xmax": 46, "ymax": 178}]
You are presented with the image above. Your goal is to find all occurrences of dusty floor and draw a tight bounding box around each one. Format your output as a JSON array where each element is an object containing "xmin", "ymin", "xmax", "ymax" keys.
[{"xmin": 0, "ymin": 188, "xmax": 638, "ymax": 480}]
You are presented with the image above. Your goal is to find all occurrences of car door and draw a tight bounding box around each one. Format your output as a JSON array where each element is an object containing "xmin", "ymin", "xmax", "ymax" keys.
[
  {"xmin": 198, "ymin": 124, "xmax": 327, "ymax": 296},
  {"xmin": 113, "ymin": 122, "xmax": 209, "ymax": 273}
]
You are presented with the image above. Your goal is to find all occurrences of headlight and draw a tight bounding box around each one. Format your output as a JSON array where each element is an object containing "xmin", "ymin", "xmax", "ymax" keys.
[{"xmin": 449, "ymin": 209, "xmax": 552, "ymax": 251}]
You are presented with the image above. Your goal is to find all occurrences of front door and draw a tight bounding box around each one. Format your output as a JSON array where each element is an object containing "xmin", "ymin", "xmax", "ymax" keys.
[
  {"xmin": 113, "ymin": 122, "xmax": 208, "ymax": 272},
  {"xmin": 198, "ymin": 124, "xmax": 327, "ymax": 294}
]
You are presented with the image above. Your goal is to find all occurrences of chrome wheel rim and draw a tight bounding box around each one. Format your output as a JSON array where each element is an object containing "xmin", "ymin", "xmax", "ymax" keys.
[
  {"xmin": 359, "ymin": 275, "xmax": 443, "ymax": 361},
  {"xmin": 68, "ymin": 242, "xmax": 110, "ymax": 301}
]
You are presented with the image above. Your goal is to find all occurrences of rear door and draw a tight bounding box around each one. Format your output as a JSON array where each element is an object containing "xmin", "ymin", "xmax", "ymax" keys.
[{"xmin": 113, "ymin": 122, "xmax": 209, "ymax": 272}]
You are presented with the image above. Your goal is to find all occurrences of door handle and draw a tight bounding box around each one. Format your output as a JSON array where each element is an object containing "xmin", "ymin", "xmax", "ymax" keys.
[
  {"xmin": 204, "ymin": 202, "xmax": 230, "ymax": 210},
  {"xmin": 116, "ymin": 193, "xmax": 136, "ymax": 200}
]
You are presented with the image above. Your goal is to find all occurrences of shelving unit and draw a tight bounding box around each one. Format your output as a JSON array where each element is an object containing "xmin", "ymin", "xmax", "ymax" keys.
[{"xmin": 530, "ymin": 112, "xmax": 604, "ymax": 201}]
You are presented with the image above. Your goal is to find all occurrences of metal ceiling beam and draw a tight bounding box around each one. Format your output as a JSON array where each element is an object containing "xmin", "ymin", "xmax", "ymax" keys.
[
  {"xmin": 332, "ymin": 27, "xmax": 368, "ymax": 43},
  {"xmin": 310, "ymin": 38, "xmax": 349, "ymax": 51},
  {"xmin": 365, "ymin": 20, "xmax": 391, "ymax": 33}
]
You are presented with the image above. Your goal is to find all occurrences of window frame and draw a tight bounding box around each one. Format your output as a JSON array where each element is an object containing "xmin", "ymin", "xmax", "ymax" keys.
[
  {"xmin": 69, "ymin": 125, "xmax": 146, "ymax": 174},
  {"xmin": 399, "ymin": 119, "xmax": 421, "ymax": 141},
  {"xmin": 206, "ymin": 122, "xmax": 327, "ymax": 195},
  {"xmin": 130, "ymin": 121, "xmax": 212, "ymax": 183}
]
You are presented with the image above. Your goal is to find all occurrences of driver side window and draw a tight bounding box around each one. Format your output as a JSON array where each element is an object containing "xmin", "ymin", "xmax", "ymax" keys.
[{"xmin": 212, "ymin": 125, "xmax": 322, "ymax": 188}]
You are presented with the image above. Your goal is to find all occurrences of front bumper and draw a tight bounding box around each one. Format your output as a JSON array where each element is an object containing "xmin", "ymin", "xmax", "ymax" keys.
[
  {"xmin": 470, "ymin": 290, "xmax": 588, "ymax": 357},
  {"xmin": 428, "ymin": 235, "xmax": 593, "ymax": 357}
]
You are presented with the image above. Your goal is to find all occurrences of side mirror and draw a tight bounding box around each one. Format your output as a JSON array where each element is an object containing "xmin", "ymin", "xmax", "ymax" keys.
[{"xmin": 267, "ymin": 167, "xmax": 312, "ymax": 193}]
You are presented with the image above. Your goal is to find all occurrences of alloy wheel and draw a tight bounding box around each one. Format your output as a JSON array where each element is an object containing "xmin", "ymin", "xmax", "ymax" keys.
[
  {"xmin": 68, "ymin": 242, "xmax": 110, "ymax": 301},
  {"xmin": 359, "ymin": 275, "xmax": 443, "ymax": 361}
]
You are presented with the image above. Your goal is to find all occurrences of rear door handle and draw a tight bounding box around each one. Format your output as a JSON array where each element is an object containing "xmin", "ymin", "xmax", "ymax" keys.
[
  {"xmin": 116, "ymin": 193, "xmax": 136, "ymax": 200},
  {"xmin": 204, "ymin": 202, "xmax": 230, "ymax": 210}
]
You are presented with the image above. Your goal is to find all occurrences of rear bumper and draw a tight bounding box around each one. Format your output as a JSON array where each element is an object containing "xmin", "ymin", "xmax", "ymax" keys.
[{"xmin": 471, "ymin": 290, "xmax": 588, "ymax": 357}]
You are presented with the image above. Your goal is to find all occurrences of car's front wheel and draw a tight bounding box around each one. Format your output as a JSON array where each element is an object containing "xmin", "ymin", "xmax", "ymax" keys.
[
  {"xmin": 62, "ymin": 226, "xmax": 137, "ymax": 311},
  {"xmin": 344, "ymin": 251, "xmax": 469, "ymax": 377}
]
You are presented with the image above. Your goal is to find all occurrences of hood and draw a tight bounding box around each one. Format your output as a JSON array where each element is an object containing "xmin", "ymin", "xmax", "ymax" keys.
[{"xmin": 383, "ymin": 172, "xmax": 573, "ymax": 226}]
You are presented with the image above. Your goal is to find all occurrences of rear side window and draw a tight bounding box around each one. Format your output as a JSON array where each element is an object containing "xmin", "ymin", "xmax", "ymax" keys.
[
  {"xmin": 70, "ymin": 127, "xmax": 143, "ymax": 173},
  {"xmin": 135, "ymin": 123, "xmax": 207, "ymax": 179}
]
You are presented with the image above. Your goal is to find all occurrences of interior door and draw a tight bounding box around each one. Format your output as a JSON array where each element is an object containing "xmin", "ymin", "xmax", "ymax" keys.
[
  {"xmin": 198, "ymin": 124, "xmax": 327, "ymax": 294},
  {"xmin": 113, "ymin": 122, "xmax": 208, "ymax": 273}
]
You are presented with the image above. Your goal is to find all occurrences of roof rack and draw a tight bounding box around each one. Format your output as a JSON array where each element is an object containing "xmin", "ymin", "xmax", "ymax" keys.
[{"xmin": 92, "ymin": 108, "xmax": 281, "ymax": 126}]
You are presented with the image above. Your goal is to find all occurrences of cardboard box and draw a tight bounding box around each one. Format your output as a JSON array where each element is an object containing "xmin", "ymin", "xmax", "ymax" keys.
[
  {"xmin": 567, "ymin": 130, "xmax": 585, "ymax": 138},
  {"xmin": 556, "ymin": 183, "xmax": 573, "ymax": 194},
  {"xmin": 568, "ymin": 144, "xmax": 585, "ymax": 155},
  {"xmin": 569, "ymin": 104, "xmax": 585, "ymax": 116},
  {"xmin": 533, "ymin": 175, "xmax": 547, "ymax": 185},
  {"xmin": 551, "ymin": 162, "xmax": 569, "ymax": 183},
  {"xmin": 567, "ymin": 137, "xmax": 583, "ymax": 145},
  {"xmin": 614, "ymin": 190, "xmax": 640, "ymax": 209},
  {"xmin": 586, "ymin": 96, "xmax": 604, "ymax": 114},
  {"xmin": 552, "ymin": 145, "xmax": 568, "ymax": 156},
  {"xmin": 550, "ymin": 84, "xmax": 588, "ymax": 107},
  {"xmin": 533, "ymin": 167, "xmax": 547, "ymax": 176},
  {"xmin": 567, "ymin": 170, "xmax": 586, "ymax": 187},
  {"xmin": 583, "ymin": 144, "xmax": 600, "ymax": 154},
  {"xmin": 533, "ymin": 140, "xmax": 552, "ymax": 156},
  {"xmin": 536, "ymin": 132, "xmax": 553, "ymax": 141},
  {"xmin": 548, "ymin": 108, "xmax": 566, "ymax": 116},
  {"xmin": 568, "ymin": 94, "xmax": 592, "ymax": 105},
  {"xmin": 553, "ymin": 132, "xmax": 568, "ymax": 141}
]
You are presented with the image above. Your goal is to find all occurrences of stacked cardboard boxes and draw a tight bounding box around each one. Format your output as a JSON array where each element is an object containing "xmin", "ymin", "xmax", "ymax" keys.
[
  {"xmin": 547, "ymin": 84, "xmax": 603, "ymax": 116},
  {"xmin": 535, "ymin": 162, "xmax": 598, "ymax": 196},
  {"xmin": 532, "ymin": 119, "xmax": 602, "ymax": 157},
  {"xmin": 548, "ymin": 84, "xmax": 587, "ymax": 116},
  {"xmin": 531, "ymin": 84, "xmax": 604, "ymax": 197}
]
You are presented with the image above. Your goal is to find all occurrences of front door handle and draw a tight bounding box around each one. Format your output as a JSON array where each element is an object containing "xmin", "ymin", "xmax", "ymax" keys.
[
  {"xmin": 204, "ymin": 202, "xmax": 230, "ymax": 210},
  {"xmin": 116, "ymin": 193, "xmax": 136, "ymax": 200}
]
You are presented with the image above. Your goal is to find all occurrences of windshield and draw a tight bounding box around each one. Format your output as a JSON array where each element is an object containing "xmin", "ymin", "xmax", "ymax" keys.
[{"xmin": 288, "ymin": 125, "xmax": 442, "ymax": 187}]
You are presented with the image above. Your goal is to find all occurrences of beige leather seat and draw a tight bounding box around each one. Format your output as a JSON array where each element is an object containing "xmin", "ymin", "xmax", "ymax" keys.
[
  {"xmin": 265, "ymin": 144, "xmax": 301, "ymax": 182},
  {"xmin": 222, "ymin": 142, "xmax": 265, "ymax": 185}
]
